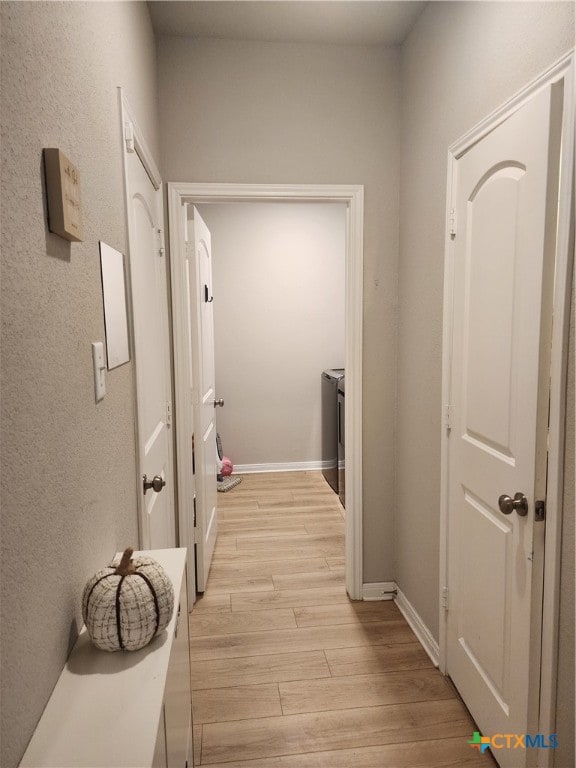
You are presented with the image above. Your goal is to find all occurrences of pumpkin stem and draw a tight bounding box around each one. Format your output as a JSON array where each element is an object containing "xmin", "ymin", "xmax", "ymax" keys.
[{"xmin": 115, "ymin": 547, "xmax": 136, "ymax": 576}]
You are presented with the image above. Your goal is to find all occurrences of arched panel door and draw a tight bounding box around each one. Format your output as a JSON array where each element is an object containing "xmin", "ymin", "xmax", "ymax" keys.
[
  {"xmin": 127, "ymin": 150, "xmax": 175, "ymax": 550},
  {"xmin": 446, "ymin": 83, "xmax": 562, "ymax": 766}
]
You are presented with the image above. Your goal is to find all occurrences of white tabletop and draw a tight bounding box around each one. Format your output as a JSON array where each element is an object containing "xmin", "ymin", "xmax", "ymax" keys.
[{"xmin": 20, "ymin": 548, "xmax": 187, "ymax": 768}]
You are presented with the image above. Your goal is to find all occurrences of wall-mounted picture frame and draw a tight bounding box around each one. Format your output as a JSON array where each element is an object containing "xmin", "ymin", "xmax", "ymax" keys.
[
  {"xmin": 43, "ymin": 148, "xmax": 84, "ymax": 242},
  {"xmin": 99, "ymin": 241, "xmax": 130, "ymax": 369}
]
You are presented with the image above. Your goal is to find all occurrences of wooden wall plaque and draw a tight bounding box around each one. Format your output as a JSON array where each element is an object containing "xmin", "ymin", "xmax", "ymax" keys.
[{"xmin": 43, "ymin": 148, "xmax": 84, "ymax": 242}]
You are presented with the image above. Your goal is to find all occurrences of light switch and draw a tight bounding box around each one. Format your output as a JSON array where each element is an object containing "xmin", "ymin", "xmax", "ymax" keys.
[{"xmin": 92, "ymin": 342, "xmax": 106, "ymax": 401}]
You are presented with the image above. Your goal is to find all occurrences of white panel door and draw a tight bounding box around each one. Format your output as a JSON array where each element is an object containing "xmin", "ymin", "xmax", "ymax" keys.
[
  {"xmin": 447, "ymin": 84, "xmax": 561, "ymax": 766},
  {"xmin": 127, "ymin": 150, "xmax": 175, "ymax": 550},
  {"xmin": 188, "ymin": 207, "xmax": 218, "ymax": 591}
]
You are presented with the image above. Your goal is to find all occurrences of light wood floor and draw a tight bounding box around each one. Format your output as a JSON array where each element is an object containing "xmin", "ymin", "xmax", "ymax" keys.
[{"xmin": 189, "ymin": 471, "xmax": 494, "ymax": 767}]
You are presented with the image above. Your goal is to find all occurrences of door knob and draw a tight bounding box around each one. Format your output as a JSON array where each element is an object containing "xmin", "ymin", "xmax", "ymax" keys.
[
  {"xmin": 143, "ymin": 474, "xmax": 166, "ymax": 495},
  {"xmin": 213, "ymin": 398, "xmax": 224, "ymax": 408},
  {"xmin": 498, "ymin": 492, "xmax": 528, "ymax": 516}
]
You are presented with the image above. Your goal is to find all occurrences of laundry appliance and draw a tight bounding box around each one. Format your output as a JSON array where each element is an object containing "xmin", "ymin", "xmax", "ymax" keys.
[{"xmin": 321, "ymin": 368, "xmax": 344, "ymax": 494}]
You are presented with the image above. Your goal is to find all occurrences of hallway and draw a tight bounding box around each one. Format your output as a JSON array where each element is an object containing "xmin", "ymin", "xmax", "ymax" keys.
[{"xmin": 189, "ymin": 472, "xmax": 493, "ymax": 767}]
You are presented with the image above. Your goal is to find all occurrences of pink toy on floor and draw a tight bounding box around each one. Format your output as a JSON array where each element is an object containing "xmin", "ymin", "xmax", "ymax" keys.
[{"xmin": 221, "ymin": 457, "xmax": 233, "ymax": 476}]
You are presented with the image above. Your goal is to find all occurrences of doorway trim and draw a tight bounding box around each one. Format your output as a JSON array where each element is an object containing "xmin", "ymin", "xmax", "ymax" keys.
[
  {"xmin": 438, "ymin": 51, "xmax": 574, "ymax": 761},
  {"xmin": 167, "ymin": 182, "xmax": 364, "ymax": 600}
]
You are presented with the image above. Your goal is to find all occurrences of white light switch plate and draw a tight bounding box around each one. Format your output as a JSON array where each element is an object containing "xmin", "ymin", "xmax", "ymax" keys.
[{"xmin": 92, "ymin": 342, "xmax": 106, "ymax": 401}]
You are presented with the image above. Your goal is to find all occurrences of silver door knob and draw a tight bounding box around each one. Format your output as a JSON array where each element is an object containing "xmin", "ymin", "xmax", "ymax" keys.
[
  {"xmin": 213, "ymin": 398, "xmax": 224, "ymax": 408},
  {"xmin": 498, "ymin": 492, "xmax": 528, "ymax": 516},
  {"xmin": 143, "ymin": 474, "xmax": 166, "ymax": 495}
]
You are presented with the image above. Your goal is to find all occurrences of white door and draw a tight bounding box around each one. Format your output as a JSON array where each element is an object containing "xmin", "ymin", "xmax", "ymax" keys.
[
  {"xmin": 126, "ymin": 149, "xmax": 175, "ymax": 550},
  {"xmin": 187, "ymin": 207, "xmax": 219, "ymax": 591},
  {"xmin": 446, "ymin": 84, "xmax": 561, "ymax": 766}
]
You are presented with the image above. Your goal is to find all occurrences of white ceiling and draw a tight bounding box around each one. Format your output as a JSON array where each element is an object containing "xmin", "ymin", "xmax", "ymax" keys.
[{"xmin": 148, "ymin": 1, "xmax": 427, "ymax": 46}]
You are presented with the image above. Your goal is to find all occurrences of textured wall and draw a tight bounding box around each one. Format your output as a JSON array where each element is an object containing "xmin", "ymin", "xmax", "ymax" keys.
[
  {"xmin": 198, "ymin": 202, "xmax": 346, "ymax": 467},
  {"xmin": 158, "ymin": 38, "xmax": 400, "ymax": 583},
  {"xmin": 397, "ymin": 0, "xmax": 574, "ymax": 639},
  {"xmin": 0, "ymin": 3, "xmax": 159, "ymax": 766}
]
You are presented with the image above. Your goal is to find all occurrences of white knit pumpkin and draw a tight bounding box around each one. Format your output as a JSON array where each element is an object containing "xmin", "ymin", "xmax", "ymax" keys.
[{"xmin": 82, "ymin": 548, "xmax": 174, "ymax": 652}]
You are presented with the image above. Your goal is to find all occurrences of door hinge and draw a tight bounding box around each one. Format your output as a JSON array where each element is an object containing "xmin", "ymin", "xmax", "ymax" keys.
[
  {"xmin": 449, "ymin": 208, "xmax": 457, "ymax": 237},
  {"xmin": 156, "ymin": 228, "xmax": 165, "ymax": 257},
  {"xmin": 441, "ymin": 586, "xmax": 449, "ymax": 611},
  {"xmin": 124, "ymin": 121, "xmax": 135, "ymax": 153},
  {"xmin": 165, "ymin": 401, "xmax": 172, "ymax": 428},
  {"xmin": 535, "ymin": 499, "xmax": 546, "ymax": 522},
  {"xmin": 444, "ymin": 404, "xmax": 454, "ymax": 432}
]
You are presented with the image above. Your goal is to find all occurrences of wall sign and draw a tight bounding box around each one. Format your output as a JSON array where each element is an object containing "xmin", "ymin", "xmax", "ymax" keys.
[{"xmin": 43, "ymin": 148, "xmax": 84, "ymax": 242}]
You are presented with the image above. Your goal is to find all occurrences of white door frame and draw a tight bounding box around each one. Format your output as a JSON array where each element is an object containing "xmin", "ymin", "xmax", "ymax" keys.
[
  {"xmin": 168, "ymin": 182, "xmax": 364, "ymax": 601},
  {"xmin": 439, "ymin": 51, "xmax": 574, "ymax": 762},
  {"xmin": 118, "ymin": 90, "xmax": 174, "ymax": 549}
]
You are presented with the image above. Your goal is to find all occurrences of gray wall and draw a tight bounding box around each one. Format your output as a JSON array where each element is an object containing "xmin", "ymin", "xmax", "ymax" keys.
[
  {"xmin": 0, "ymin": 3, "xmax": 159, "ymax": 766},
  {"xmin": 397, "ymin": 0, "xmax": 574, "ymax": 639},
  {"xmin": 399, "ymin": 5, "xmax": 574, "ymax": 753},
  {"xmin": 398, "ymin": 2, "xmax": 574, "ymax": 758},
  {"xmin": 2, "ymin": 6, "xmax": 571, "ymax": 765},
  {"xmin": 198, "ymin": 202, "xmax": 346, "ymax": 468},
  {"xmin": 158, "ymin": 37, "xmax": 401, "ymax": 583}
]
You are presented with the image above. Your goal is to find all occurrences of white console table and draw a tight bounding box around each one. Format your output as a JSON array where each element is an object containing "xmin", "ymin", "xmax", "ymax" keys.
[{"xmin": 20, "ymin": 548, "xmax": 193, "ymax": 768}]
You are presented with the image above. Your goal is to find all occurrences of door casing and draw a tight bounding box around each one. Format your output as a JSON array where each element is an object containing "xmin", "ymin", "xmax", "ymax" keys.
[
  {"xmin": 168, "ymin": 183, "xmax": 364, "ymax": 603},
  {"xmin": 439, "ymin": 51, "xmax": 574, "ymax": 766}
]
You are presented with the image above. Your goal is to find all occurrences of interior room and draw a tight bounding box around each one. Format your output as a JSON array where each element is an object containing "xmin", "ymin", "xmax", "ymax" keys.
[
  {"xmin": 197, "ymin": 201, "xmax": 346, "ymax": 473},
  {"xmin": 1, "ymin": 2, "xmax": 573, "ymax": 768}
]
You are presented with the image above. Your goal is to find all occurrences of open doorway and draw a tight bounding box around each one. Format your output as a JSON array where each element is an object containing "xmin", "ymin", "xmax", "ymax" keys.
[
  {"xmin": 168, "ymin": 183, "xmax": 364, "ymax": 605},
  {"xmin": 197, "ymin": 201, "xmax": 346, "ymax": 475}
]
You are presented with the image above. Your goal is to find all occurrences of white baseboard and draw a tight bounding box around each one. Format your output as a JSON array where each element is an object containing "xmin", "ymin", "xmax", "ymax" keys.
[
  {"xmin": 362, "ymin": 582, "xmax": 440, "ymax": 668},
  {"xmin": 235, "ymin": 461, "xmax": 330, "ymax": 474},
  {"xmin": 395, "ymin": 586, "xmax": 440, "ymax": 667},
  {"xmin": 362, "ymin": 582, "xmax": 397, "ymax": 601}
]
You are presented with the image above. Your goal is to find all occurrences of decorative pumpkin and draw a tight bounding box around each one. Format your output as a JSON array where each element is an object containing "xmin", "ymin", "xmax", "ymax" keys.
[{"xmin": 82, "ymin": 547, "xmax": 174, "ymax": 652}]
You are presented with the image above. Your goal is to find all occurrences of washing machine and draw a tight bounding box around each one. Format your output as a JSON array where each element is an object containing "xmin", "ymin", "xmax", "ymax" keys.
[
  {"xmin": 321, "ymin": 369, "xmax": 344, "ymax": 494},
  {"xmin": 337, "ymin": 376, "xmax": 345, "ymax": 508}
]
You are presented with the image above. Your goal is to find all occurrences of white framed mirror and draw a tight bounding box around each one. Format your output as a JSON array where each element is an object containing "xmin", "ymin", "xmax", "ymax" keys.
[{"xmin": 99, "ymin": 241, "xmax": 130, "ymax": 369}]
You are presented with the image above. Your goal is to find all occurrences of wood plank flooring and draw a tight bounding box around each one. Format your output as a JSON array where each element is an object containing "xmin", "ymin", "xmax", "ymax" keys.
[{"xmin": 189, "ymin": 471, "xmax": 494, "ymax": 767}]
